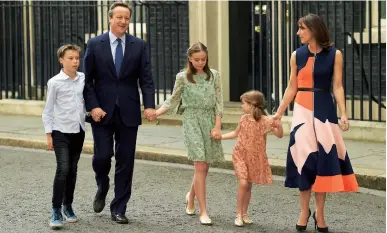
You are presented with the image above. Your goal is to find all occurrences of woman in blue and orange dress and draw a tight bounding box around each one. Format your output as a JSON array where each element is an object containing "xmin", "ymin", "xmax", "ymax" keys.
[{"xmin": 273, "ymin": 14, "xmax": 359, "ymax": 232}]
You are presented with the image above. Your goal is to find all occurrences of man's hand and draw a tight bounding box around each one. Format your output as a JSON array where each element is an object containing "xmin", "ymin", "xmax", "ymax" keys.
[
  {"xmin": 144, "ymin": 108, "xmax": 156, "ymax": 121},
  {"xmin": 91, "ymin": 108, "xmax": 106, "ymax": 122},
  {"xmin": 46, "ymin": 133, "xmax": 53, "ymax": 151}
]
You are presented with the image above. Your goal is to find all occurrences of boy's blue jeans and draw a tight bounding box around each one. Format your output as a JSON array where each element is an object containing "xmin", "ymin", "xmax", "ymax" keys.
[{"xmin": 52, "ymin": 128, "xmax": 85, "ymax": 209}]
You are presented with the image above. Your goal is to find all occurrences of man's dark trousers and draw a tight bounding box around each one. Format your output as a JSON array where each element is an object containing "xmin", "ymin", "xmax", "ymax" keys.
[{"xmin": 91, "ymin": 105, "xmax": 138, "ymax": 215}]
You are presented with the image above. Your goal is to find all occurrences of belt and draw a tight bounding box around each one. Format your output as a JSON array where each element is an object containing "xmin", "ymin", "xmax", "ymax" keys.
[{"xmin": 297, "ymin": 87, "xmax": 330, "ymax": 92}]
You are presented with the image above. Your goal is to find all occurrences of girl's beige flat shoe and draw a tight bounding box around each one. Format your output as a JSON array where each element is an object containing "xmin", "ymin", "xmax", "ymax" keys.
[
  {"xmin": 235, "ymin": 216, "xmax": 244, "ymax": 227},
  {"xmin": 185, "ymin": 192, "xmax": 195, "ymax": 215},
  {"xmin": 242, "ymin": 214, "xmax": 253, "ymax": 224},
  {"xmin": 200, "ymin": 215, "xmax": 213, "ymax": 225}
]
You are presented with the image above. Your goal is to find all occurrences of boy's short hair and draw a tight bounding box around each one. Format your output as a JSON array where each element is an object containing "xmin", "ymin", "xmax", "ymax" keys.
[
  {"xmin": 57, "ymin": 44, "xmax": 81, "ymax": 60},
  {"xmin": 109, "ymin": 2, "xmax": 132, "ymax": 18}
]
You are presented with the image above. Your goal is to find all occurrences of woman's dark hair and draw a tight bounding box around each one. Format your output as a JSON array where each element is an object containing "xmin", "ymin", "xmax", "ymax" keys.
[
  {"xmin": 298, "ymin": 13, "xmax": 333, "ymax": 50},
  {"xmin": 240, "ymin": 90, "xmax": 267, "ymax": 121},
  {"xmin": 185, "ymin": 42, "xmax": 212, "ymax": 83}
]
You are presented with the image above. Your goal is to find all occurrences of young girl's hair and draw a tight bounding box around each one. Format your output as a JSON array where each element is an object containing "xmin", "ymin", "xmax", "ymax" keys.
[
  {"xmin": 240, "ymin": 90, "xmax": 267, "ymax": 121},
  {"xmin": 185, "ymin": 42, "xmax": 212, "ymax": 83}
]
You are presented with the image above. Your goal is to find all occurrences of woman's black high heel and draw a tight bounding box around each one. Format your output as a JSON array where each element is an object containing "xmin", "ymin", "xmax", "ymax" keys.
[
  {"xmin": 296, "ymin": 208, "xmax": 311, "ymax": 232},
  {"xmin": 312, "ymin": 211, "xmax": 329, "ymax": 232}
]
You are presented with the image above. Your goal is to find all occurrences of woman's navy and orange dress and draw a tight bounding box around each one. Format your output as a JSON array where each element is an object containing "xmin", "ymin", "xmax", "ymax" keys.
[{"xmin": 285, "ymin": 45, "xmax": 359, "ymax": 192}]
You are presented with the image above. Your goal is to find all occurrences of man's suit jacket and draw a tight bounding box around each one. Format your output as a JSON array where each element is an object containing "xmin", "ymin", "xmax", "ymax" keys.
[{"xmin": 83, "ymin": 32, "xmax": 155, "ymax": 127}]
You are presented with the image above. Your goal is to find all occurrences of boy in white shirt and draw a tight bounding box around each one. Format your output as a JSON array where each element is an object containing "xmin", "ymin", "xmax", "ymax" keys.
[{"xmin": 42, "ymin": 44, "xmax": 86, "ymax": 230}]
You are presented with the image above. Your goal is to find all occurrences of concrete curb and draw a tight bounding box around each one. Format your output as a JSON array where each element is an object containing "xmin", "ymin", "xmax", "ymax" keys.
[{"xmin": 0, "ymin": 137, "xmax": 384, "ymax": 191}]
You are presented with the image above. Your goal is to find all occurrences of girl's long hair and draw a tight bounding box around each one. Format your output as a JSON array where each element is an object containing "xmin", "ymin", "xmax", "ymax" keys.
[
  {"xmin": 185, "ymin": 42, "xmax": 212, "ymax": 83},
  {"xmin": 240, "ymin": 90, "xmax": 267, "ymax": 121}
]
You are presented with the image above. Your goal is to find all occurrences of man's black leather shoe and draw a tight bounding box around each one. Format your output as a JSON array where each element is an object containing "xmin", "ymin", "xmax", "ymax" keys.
[
  {"xmin": 93, "ymin": 196, "xmax": 106, "ymax": 213},
  {"xmin": 111, "ymin": 213, "xmax": 129, "ymax": 224}
]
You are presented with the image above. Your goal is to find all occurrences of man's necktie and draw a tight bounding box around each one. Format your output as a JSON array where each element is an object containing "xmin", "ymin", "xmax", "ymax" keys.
[
  {"xmin": 115, "ymin": 38, "xmax": 123, "ymax": 75},
  {"xmin": 115, "ymin": 38, "xmax": 123, "ymax": 106}
]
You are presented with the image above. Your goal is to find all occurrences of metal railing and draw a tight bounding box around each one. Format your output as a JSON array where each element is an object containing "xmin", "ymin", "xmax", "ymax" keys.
[
  {"xmin": 0, "ymin": 0, "xmax": 188, "ymax": 103},
  {"xmin": 249, "ymin": 1, "xmax": 386, "ymax": 121}
]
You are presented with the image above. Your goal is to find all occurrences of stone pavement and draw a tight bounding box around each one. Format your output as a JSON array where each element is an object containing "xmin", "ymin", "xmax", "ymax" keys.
[
  {"xmin": 0, "ymin": 99, "xmax": 385, "ymax": 142},
  {"xmin": 0, "ymin": 114, "xmax": 385, "ymax": 190},
  {"xmin": 0, "ymin": 146, "xmax": 385, "ymax": 233}
]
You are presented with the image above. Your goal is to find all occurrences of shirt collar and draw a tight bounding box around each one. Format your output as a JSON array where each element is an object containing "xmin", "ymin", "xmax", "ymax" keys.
[
  {"xmin": 60, "ymin": 69, "xmax": 80, "ymax": 81},
  {"xmin": 109, "ymin": 31, "xmax": 126, "ymax": 45}
]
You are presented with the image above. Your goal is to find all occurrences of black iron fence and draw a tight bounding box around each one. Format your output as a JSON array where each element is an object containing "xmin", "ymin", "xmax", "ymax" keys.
[
  {"xmin": 0, "ymin": 0, "xmax": 189, "ymax": 103},
  {"xmin": 1, "ymin": 1, "xmax": 385, "ymax": 122},
  {"xmin": 248, "ymin": 1, "xmax": 386, "ymax": 121}
]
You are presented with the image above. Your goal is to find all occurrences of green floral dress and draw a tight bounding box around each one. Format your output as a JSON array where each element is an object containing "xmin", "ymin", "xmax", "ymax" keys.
[{"xmin": 162, "ymin": 69, "xmax": 224, "ymax": 163}]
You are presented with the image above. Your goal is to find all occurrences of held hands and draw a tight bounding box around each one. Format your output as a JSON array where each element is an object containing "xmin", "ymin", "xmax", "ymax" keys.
[
  {"xmin": 91, "ymin": 107, "xmax": 107, "ymax": 122},
  {"xmin": 340, "ymin": 115, "xmax": 350, "ymax": 131},
  {"xmin": 271, "ymin": 112, "xmax": 283, "ymax": 129},
  {"xmin": 91, "ymin": 108, "xmax": 157, "ymax": 122},
  {"xmin": 272, "ymin": 112, "xmax": 350, "ymax": 131},
  {"xmin": 144, "ymin": 108, "xmax": 156, "ymax": 121},
  {"xmin": 210, "ymin": 127, "xmax": 222, "ymax": 140},
  {"xmin": 272, "ymin": 112, "xmax": 282, "ymax": 122}
]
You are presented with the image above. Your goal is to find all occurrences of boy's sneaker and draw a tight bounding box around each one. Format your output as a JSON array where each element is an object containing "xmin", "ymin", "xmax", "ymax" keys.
[
  {"xmin": 63, "ymin": 205, "xmax": 78, "ymax": 223},
  {"xmin": 49, "ymin": 208, "xmax": 63, "ymax": 229}
]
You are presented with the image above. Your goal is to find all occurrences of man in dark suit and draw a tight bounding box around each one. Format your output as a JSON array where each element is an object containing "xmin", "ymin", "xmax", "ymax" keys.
[{"xmin": 83, "ymin": 2, "xmax": 156, "ymax": 224}]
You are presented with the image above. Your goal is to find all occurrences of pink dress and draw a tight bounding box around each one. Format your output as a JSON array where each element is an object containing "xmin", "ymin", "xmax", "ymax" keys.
[{"xmin": 232, "ymin": 114, "xmax": 273, "ymax": 184}]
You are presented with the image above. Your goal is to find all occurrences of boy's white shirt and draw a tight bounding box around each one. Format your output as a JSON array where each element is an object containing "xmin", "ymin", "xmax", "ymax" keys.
[{"xmin": 42, "ymin": 70, "xmax": 86, "ymax": 134}]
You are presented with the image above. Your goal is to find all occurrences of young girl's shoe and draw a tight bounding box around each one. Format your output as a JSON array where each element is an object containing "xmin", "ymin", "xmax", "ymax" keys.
[
  {"xmin": 185, "ymin": 192, "xmax": 195, "ymax": 215},
  {"xmin": 242, "ymin": 214, "xmax": 253, "ymax": 224},
  {"xmin": 199, "ymin": 215, "xmax": 213, "ymax": 225},
  {"xmin": 234, "ymin": 215, "xmax": 244, "ymax": 227}
]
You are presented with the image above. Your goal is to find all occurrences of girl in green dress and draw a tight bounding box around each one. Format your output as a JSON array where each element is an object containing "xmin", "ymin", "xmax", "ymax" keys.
[{"xmin": 156, "ymin": 42, "xmax": 224, "ymax": 225}]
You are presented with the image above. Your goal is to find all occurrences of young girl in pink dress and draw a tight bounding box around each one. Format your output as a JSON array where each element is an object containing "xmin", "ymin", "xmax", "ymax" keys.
[{"xmin": 220, "ymin": 90, "xmax": 283, "ymax": 227}]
